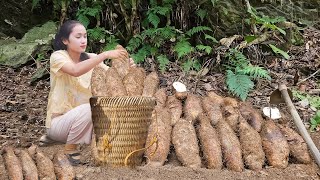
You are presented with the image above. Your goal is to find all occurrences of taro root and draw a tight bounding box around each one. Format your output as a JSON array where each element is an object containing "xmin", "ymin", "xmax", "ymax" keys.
[
  {"xmin": 145, "ymin": 108, "xmax": 172, "ymax": 166},
  {"xmin": 166, "ymin": 95, "xmax": 183, "ymax": 126},
  {"xmin": 223, "ymin": 97, "xmax": 239, "ymax": 108},
  {"xmin": 260, "ymin": 120, "xmax": 290, "ymax": 169},
  {"xmin": 19, "ymin": 150, "xmax": 38, "ymax": 180},
  {"xmin": 277, "ymin": 124, "xmax": 311, "ymax": 164},
  {"xmin": 105, "ymin": 67, "xmax": 127, "ymax": 97},
  {"xmin": 53, "ymin": 151, "xmax": 76, "ymax": 180},
  {"xmin": 172, "ymin": 82, "xmax": 188, "ymax": 100},
  {"xmin": 201, "ymin": 97, "xmax": 223, "ymax": 126},
  {"xmin": 216, "ymin": 119, "xmax": 244, "ymax": 172},
  {"xmin": 91, "ymin": 65, "xmax": 109, "ymax": 96},
  {"xmin": 154, "ymin": 88, "xmax": 167, "ymax": 108},
  {"xmin": 0, "ymin": 154, "xmax": 9, "ymax": 180},
  {"xmin": 197, "ymin": 113, "xmax": 223, "ymax": 169},
  {"xmin": 123, "ymin": 67, "xmax": 146, "ymax": 96},
  {"xmin": 239, "ymin": 102, "xmax": 264, "ymax": 132},
  {"xmin": 142, "ymin": 72, "xmax": 159, "ymax": 97},
  {"xmin": 172, "ymin": 118, "xmax": 201, "ymax": 168},
  {"xmin": 35, "ymin": 148, "xmax": 56, "ymax": 180},
  {"xmin": 223, "ymin": 105, "xmax": 239, "ymax": 132},
  {"xmin": 239, "ymin": 116, "xmax": 265, "ymax": 171},
  {"xmin": 184, "ymin": 94, "xmax": 203, "ymax": 124},
  {"xmin": 207, "ymin": 91, "xmax": 224, "ymax": 105},
  {"xmin": 3, "ymin": 146, "xmax": 23, "ymax": 180},
  {"xmin": 111, "ymin": 45, "xmax": 130, "ymax": 79}
]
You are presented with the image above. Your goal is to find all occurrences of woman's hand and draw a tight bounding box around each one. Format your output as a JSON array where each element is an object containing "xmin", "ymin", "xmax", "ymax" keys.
[{"xmin": 104, "ymin": 49, "xmax": 129, "ymax": 60}]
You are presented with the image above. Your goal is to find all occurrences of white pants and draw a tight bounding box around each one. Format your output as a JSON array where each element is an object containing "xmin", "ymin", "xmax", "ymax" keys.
[{"xmin": 47, "ymin": 103, "xmax": 93, "ymax": 144}]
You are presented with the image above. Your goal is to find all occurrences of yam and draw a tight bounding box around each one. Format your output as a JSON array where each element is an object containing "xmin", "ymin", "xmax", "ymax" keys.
[
  {"xmin": 223, "ymin": 105, "xmax": 239, "ymax": 132},
  {"xmin": 111, "ymin": 45, "xmax": 130, "ymax": 79},
  {"xmin": 166, "ymin": 95, "xmax": 183, "ymax": 126},
  {"xmin": 207, "ymin": 91, "xmax": 224, "ymax": 105},
  {"xmin": 277, "ymin": 124, "xmax": 311, "ymax": 164},
  {"xmin": 172, "ymin": 118, "xmax": 201, "ymax": 168},
  {"xmin": 142, "ymin": 72, "xmax": 159, "ymax": 97},
  {"xmin": 3, "ymin": 147, "xmax": 23, "ymax": 180},
  {"xmin": 19, "ymin": 150, "xmax": 38, "ymax": 180},
  {"xmin": 53, "ymin": 151, "xmax": 75, "ymax": 180},
  {"xmin": 216, "ymin": 119, "xmax": 244, "ymax": 172},
  {"xmin": 173, "ymin": 82, "xmax": 188, "ymax": 100},
  {"xmin": 0, "ymin": 154, "xmax": 9, "ymax": 180},
  {"xmin": 197, "ymin": 113, "xmax": 223, "ymax": 169},
  {"xmin": 145, "ymin": 108, "xmax": 172, "ymax": 166},
  {"xmin": 239, "ymin": 102, "xmax": 263, "ymax": 132},
  {"xmin": 105, "ymin": 67, "xmax": 127, "ymax": 97},
  {"xmin": 154, "ymin": 88, "xmax": 167, "ymax": 107},
  {"xmin": 184, "ymin": 94, "xmax": 203, "ymax": 124},
  {"xmin": 260, "ymin": 120, "xmax": 290, "ymax": 169},
  {"xmin": 239, "ymin": 116, "xmax": 265, "ymax": 171},
  {"xmin": 123, "ymin": 67, "xmax": 146, "ymax": 96},
  {"xmin": 91, "ymin": 65, "xmax": 109, "ymax": 96},
  {"xmin": 35, "ymin": 148, "xmax": 56, "ymax": 180},
  {"xmin": 202, "ymin": 97, "xmax": 223, "ymax": 126}
]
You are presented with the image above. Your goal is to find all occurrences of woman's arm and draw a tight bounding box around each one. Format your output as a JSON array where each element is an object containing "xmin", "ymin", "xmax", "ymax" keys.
[{"xmin": 60, "ymin": 49, "xmax": 128, "ymax": 77}]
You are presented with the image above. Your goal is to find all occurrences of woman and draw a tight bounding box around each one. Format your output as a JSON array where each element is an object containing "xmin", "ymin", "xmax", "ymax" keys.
[{"xmin": 41, "ymin": 20, "xmax": 133, "ymax": 165}]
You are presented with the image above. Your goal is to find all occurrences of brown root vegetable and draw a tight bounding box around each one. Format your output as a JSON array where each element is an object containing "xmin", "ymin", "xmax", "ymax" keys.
[
  {"xmin": 260, "ymin": 120, "xmax": 290, "ymax": 169},
  {"xmin": 207, "ymin": 91, "xmax": 224, "ymax": 105},
  {"xmin": 19, "ymin": 150, "xmax": 38, "ymax": 180},
  {"xmin": 3, "ymin": 147, "xmax": 23, "ymax": 180},
  {"xmin": 123, "ymin": 67, "xmax": 146, "ymax": 96},
  {"xmin": 145, "ymin": 108, "xmax": 172, "ymax": 166},
  {"xmin": 111, "ymin": 45, "xmax": 130, "ymax": 79},
  {"xmin": 91, "ymin": 65, "xmax": 109, "ymax": 96},
  {"xmin": 216, "ymin": 119, "xmax": 244, "ymax": 172},
  {"xmin": 172, "ymin": 118, "xmax": 201, "ymax": 168},
  {"xmin": 142, "ymin": 72, "xmax": 159, "ymax": 97},
  {"xmin": 173, "ymin": 82, "xmax": 188, "ymax": 100},
  {"xmin": 105, "ymin": 67, "xmax": 127, "ymax": 97},
  {"xmin": 202, "ymin": 97, "xmax": 223, "ymax": 126},
  {"xmin": 35, "ymin": 148, "xmax": 56, "ymax": 180},
  {"xmin": 197, "ymin": 113, "xmax": 223, "ymax": 169},
  {"xmin": 0, "ymin": 154, "xmax": 9, "ymax": 180},
  {"xmin": 239, "ymin": 102, "xmax": 263, "ymax": 132},
  {"xmin": 223, "ymin": 105, "xmax": 239, "ymax": 132},
  {"xmin": 223, "ymin": 97, "xmax": 238, "ymax": 108},
  {"xmin": 239, "ymin": 116, "xmax": 265, "ymax": 171},
  {"xmin": 154, "ymin": 88, "xmax": 167, "ymax": 108},
  {"xmin": 53, "ymin": 151, "xmax": 75, "ymax": 180},
  {"xmin": 166, "ymin": 95, "xmax": 183, "ymax": 126},
  {"xmin": 277, "ymin": 124, "xmax": 311, "ymax": 164},
  {"xmin": 184, "ymin": 94, "xmax": 203, "ymax": 124}
]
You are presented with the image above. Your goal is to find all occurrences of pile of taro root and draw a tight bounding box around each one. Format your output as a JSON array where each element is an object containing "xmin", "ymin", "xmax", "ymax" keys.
[
  {"xmin": 0, "ymin": 145, "xmax": 75, "ymax": 179},
  {"xmin": 90, "ymin": 45, "xmax": 312, "ymax": 172}
]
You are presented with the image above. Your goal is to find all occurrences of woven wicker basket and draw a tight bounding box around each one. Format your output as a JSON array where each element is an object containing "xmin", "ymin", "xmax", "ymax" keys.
[{"xmin": 90, "ymin": 96, "xmax": 156, "ymax": 167}]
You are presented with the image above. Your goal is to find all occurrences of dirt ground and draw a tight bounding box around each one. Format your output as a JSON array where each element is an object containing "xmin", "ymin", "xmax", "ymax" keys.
[{"xmin": 1, "ymin": 27, "xmax": 320, "ymax": 179}]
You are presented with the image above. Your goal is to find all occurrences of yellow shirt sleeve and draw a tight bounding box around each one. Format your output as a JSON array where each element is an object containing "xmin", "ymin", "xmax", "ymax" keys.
[{"xmin": 50, "ymin": 51, "xmax": 70, "ymax": 76}]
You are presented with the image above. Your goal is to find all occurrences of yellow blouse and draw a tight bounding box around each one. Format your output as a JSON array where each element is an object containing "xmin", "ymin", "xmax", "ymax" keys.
[{"xmin": 46, "ymin": 50, "xmax": 108, "ymax": 128}]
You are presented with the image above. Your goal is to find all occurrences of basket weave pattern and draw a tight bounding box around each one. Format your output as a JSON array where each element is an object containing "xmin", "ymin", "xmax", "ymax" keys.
[{"xmin": 90, "ymin": 96, "xmax": 155, "ymax": 167}]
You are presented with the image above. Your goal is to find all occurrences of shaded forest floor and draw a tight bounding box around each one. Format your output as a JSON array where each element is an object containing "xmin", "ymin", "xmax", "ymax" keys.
[{"xmin": 0, "ymin": 27, "xmax": 320, "ymax": 179}]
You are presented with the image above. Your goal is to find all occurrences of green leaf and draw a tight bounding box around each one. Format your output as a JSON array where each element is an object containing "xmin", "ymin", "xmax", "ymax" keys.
[
  {"xmin": 157, "ymin": 55, "xmax": 170, "ymax": 73},
  {"xmin": 147, "ymin": 12, "xmax": 160, "ymax": 28},
  {"xmin": 204, "ymin": 34, "xmax": 218, "ymax": 43},
  {"xmin": 196, "ymin": 45, "xmax": 212, "ymax": 54},
  {"xmin": 226, "ymin": 70, "xmax": 254, "ymax": 101},
  {"xmin": 269, "ymin": 44, "xmax": 290, "ymax": 60},
  {"xmin": 77, "ymin": 14, "xmax": 90, "ymax": 28},
  {"xmin": 186, "ymin": 26, "xmax": 212, "ymax": 36},
  {"xmin": 239, "ymin": 65, "xmax": 271, "ymax": 80},
  {"xmin": 196, "ymin": 9, "xmax": 207, "ymax": 22},
  {"xmin": 173, "ymin": 38, "xmax": 193, "ymax": 59},
  {"xmin": 244, "ymin": 35, "xmax": 258, "ymax": 43}
]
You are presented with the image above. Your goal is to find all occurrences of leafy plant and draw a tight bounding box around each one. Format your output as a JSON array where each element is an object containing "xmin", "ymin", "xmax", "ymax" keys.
[
  {"xmin": 293, "ymin": 90, "xmax": 320, "ymax": 110},
  {"xmin": 269, "ymin": 44, "xmax": 290, "ymax": 60},
  {"xmin": 225, "ymin": 49, "xmax": 271, "ymax": 100},
  {"xmin": 310, "ymin": 111, "xmax": 320, "ymax": 132}
]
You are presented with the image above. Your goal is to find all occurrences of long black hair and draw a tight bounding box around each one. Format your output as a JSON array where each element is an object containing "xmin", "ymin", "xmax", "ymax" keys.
[{"xmin": 53, "ymin": 20, "xmax": 89, "ymax": 61}]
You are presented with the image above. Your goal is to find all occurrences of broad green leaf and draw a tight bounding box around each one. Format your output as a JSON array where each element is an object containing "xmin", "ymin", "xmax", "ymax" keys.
[{"xmin": 269, "ymin": 44, "xmax": 290, "ymax": 60}]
